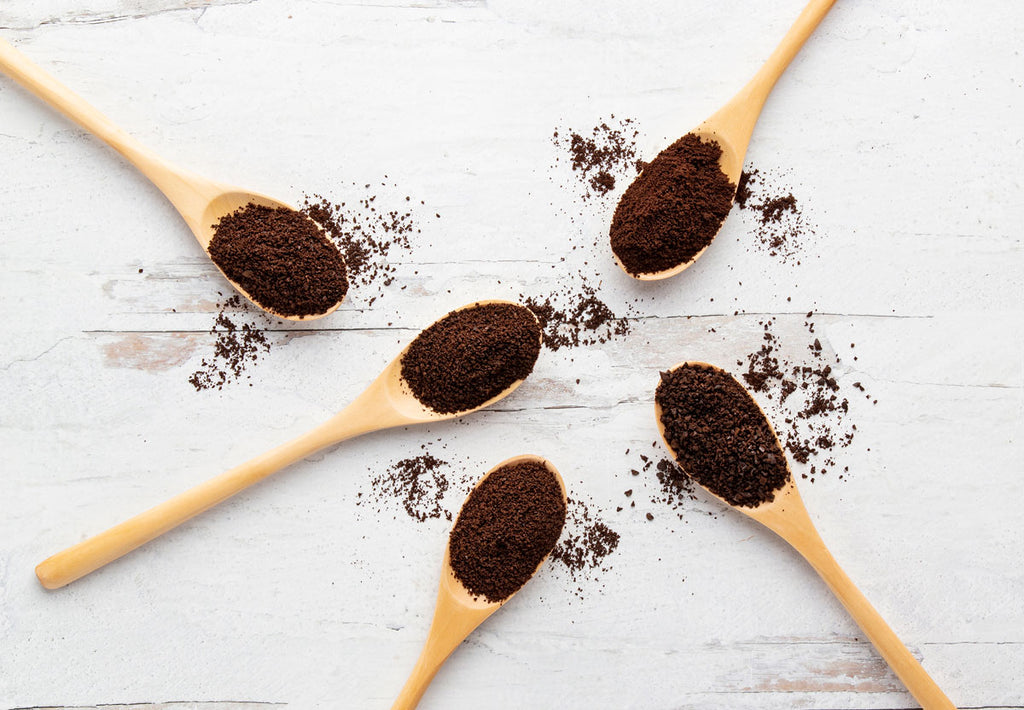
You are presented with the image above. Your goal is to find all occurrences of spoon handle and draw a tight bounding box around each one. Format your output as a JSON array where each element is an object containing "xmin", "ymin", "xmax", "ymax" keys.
[
  {"xmin": 391, "ymin": 587, "xmax": 493, "ymax": 710},
  {"xmin": 35, "ymin": 403, "xmax": 385, "ymax": 589},
  {"xmin": 0, "ymin": 38, "xmax": 212, "ymax": 213},
  {"xmin": 788, "ymin": 526, "xmax": 958, "ymax": 709},
  {"xmin": 705, "ymin": 0, "xmax": 837, "ymax": 147}
]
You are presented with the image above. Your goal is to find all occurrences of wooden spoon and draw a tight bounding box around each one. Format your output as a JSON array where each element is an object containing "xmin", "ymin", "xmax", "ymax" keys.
[
  {"xmin": 391, "ymin": 455, "xmax": 566, "ymax": 710},
  {"xmin": 35, "ymin": 300, "xmax": 542, "ymax": 590},
  {"xmin": 0, "ymin": 37, "xmax": 344, "ymax": 320},
  {"xmin": 655, "ymin": 362, "xmax": 957, "ymax": 709},
  {"xmin": 615, "ymin": 0, "xmax": 837, "ymax": 280}
]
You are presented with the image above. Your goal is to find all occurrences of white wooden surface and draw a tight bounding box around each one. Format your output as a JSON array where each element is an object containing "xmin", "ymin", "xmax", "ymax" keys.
[{"xmin": 1, "ymin": 1, "xmax": 1022, "ymax": 708}]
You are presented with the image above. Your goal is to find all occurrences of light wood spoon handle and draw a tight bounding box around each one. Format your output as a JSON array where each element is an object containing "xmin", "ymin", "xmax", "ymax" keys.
[
  {"xmin": 0, "ymin": 38, "xmax": 213, "ymax": 219},
  {"xmin": 703, "ymin": 0, "xmax": 837, "ymax": 167},
  {"xmin": 797, "ymin": 537, "xmax": 956, "ymax": 709},
  {"xmin": 758, "ymin": 491, "xmax": 957, "ymax": 710},
  {"xmin": 391, "ymin": 588, "xmax": 494, "ymax": 710},
  {"xmin": 35, "ymin": 402, "xmax": 386, "ymax": 589}
]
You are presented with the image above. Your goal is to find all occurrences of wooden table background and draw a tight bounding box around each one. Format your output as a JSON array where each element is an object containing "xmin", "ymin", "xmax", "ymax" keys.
[{"xmin": 1, "ymin": 1, "xmax": 1021, "ymax": 708}]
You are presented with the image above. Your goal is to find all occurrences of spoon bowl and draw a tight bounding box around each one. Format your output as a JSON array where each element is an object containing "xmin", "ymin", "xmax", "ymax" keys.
[
  {"xmin": 655, "ymin": 361, "xmax": 957, "ymax": 709},
  {"xmin": 614, "ymin": 0, "xmax": 836, "ymax": 280},
  {"xmin": 0, "ymin": 38, "xmax": 345, "ymax": 320},
  {"xmin": 391, "ymin": 455, "xmax": 566, "ymax": 710},
  {"xmin": 35, "ymin": 300, "xmax": 542, "ymax": 589}
]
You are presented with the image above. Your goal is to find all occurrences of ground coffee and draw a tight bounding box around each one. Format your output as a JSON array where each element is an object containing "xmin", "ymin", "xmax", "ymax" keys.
[
  {"xmin": 656, "ymin": 364, "xmax": 790, "ymax": 508},
  {"xmin": 610, "ymin": 133, "xmax": 735, "ymax": 276},
  {"xmin": 734, "ymin": 167, "xmax": 814, "ymax": 264},
  {"xmin": 552, "ymin": 116, "xmax": 641, "ymax": 201},
  {"xmin": 208, "ymin": 203, "xmax": 349, "ymax": 317},
  {"xmin": 401, "ymin": 303, "xmax": 541, "ymax": 414},
  {"xmin": 189, "ymin": 295, "xmax": 272, "ymax": 391},
  {"xmin": 448, "ymin": 461, "xmax": 566, "ymax": 602}
]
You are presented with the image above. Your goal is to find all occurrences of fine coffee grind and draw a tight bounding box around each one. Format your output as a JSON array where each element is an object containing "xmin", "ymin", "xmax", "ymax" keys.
[
  {"xmin": 551, "ymin": 116, "xmax": 641, "ymax": 201},
  {"xmin": 400, "ymin": 303, "xmax": 541, "ymax": 414},
  {"xmin": 523, "ymin": 285, "xmax": 631, "ymax": 351},
  {"xmin": 208, "ymin": 203, "xmax": 349, "ymax": 317},
  {"xmin": 740, "ymin": 315, "xmax": 870, "ymax": 480},
  {"xmin": 189, "ymin": 295, "xmax": 272, "ymax": 391},
  {"xmin": 734, "ymin": 166, "xmax": 814, "ymax": 264},
  {"xmin": 657, "ymin": 364, "xmax": 790, "ymax": 508},
  {"xmin": 448, "ymin": 461, "xmax": 566, "ymax": 603},
  {"xmin": 610, "ymin": 133, "xmax": 735, "ymax": 276}
]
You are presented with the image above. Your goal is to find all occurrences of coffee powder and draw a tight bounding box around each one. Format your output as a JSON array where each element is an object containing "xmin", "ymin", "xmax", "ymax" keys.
[
  {"xmin": 552, "ymin": 116, "xmax": 641, "ymax": 201},
  {"xmin": 610, "ymin": 133, "xmax": 735, "ymax": 276},
  {"xmin": 448, "ymin": 461, "xmax": 566, "ymax": 602},
  {"xmin": 208, "ymin": 203, "xmax": 349, "ymax": 317},
  {"xmin": 188, "ymin": 295, "xmax": 272, "ymax": 391},
  {"xmin": 400, "ymin": 303, "xmax": 541, "ymax": 414},
  {"xmin": 656, "ymin": 364, "xmax": 790, "ymax": 508},
  {"xmin": 734, "ymin": 167, "xmax": 814, "ymax": 264}
]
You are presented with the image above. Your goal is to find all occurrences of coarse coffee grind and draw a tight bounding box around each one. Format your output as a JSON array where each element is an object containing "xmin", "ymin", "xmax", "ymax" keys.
[
  {"xmin": 610, "ymin": 133, "xmax": 735, "ymax": 276},
  {"xmin": 448, "ymin": 460, "xmax": 566, "ymax": 602},
  {"xmin": 208, "ymin": 203, "xmax": 349, "ymax": 317},
  {"xmin": 400, "ymin": 302, "xmax": 541, "ymax": 414},
  {"xmin": 656, "ymin": 364, "xmax": 790, "ymax": 508}
]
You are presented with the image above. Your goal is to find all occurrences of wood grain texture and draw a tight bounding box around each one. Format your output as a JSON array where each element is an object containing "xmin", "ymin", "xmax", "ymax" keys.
[{"xmin": 1, "ymin": 0, "xmax": 1022, "ymax": 708}]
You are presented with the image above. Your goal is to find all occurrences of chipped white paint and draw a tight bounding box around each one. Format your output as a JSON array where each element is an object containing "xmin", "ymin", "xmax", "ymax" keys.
[{"xmin": 0, "ymin": 1, "xmax": 1021, "ymax": 708}]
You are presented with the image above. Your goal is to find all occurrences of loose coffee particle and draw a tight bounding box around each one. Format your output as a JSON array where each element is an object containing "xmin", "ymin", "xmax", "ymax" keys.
[
  {"xmin": 364, "ymin": 453, "xmax": 453, "ymax": 522},
  {"xmin": 522, "ymin": 284, "xmax": 632, "ymax": 351},
  {"xmin": 188, "ymin": 295, "xmax": 272, "ymax": 391},
  {"xmin": 734, "ymin": 167, "xmax": 814, "ymax": 263},
  {"xmin": 657, "ymin": 364, "xmax": 790, "ymax": 508},
  {"xmin": 610, "ymin": 133, "xmax": 735, "ymax": 276},
  {"xmin": 741, "ymin": 316, "xmax": 868, "ymax": 477},
  {"xmin": 301, "ymin": 183, "xmax": 430, "ymax": 306},
  {"xmin": 448, "ymin": 461, "xmax": 566, "ymax": 603},
  {"xmin": 550, "ymin": 496, "xmax": 620, "ymax": 599},
  {"xmin": 401, "ymin": 303, "xmax": 541, "ymax": 414},
  {"xmin": 208, "ymin": 203, "xmax": 349, "ymax": 317},
  {"xmin": 551, "ymin": 116, "xmax": 641, "ymax": 201}
]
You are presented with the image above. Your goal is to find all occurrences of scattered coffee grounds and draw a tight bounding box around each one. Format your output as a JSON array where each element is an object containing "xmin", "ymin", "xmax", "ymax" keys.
[
  {"xmin": 739, "ymin": 315, "xmax": 870, "ymax": 480},
  {"xmin": 551, "ymin": 116, "xmax": 641, "ymax": 201},
  {"xmin": 301, "ymin": 182, "xmax": 433, "ymax": 307},
  {"xmin": 734, "ymin": 167, "xmax": 814, "ymax": 263},
  {"xmin": 189, "ymin": 295, "xmax": 272, "ymax": 391},
  {"xmin": 362, "ymin": 452, "xmax": 456, "ymax": 522},
  {"xmin": 400, "ymin": 302, "xmax": 542, "ymax": 414},
  {"xmin": 610, "ymin": 133, "xmax": 735, "ymax": 276},
  {"xmin": 656, "ymin": 364, "xmax": 790, "ymax": 508},
  {"xmin": 550, "ymin": 497, "xmax": 620, "ymax": 598},
  {"xmin": 208, "ymin": 203, "xmax": 349, "ymax": 317},
  {"xmin": 448, "ymin": 461, "xmax": 566, "ymax": 602},
  {"xmin": 522, "ymin": 284, "xmax": 632, "ymax": 351}
]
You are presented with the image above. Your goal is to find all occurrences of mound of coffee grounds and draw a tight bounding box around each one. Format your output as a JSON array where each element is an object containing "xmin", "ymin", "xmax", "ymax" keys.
[
  {"xmin": 739, "ymin": 316, "xmax": 870, "ymax": 480},
  {"xmin": 522, "ymin": 284, "xmax": 631, "ymax": 351},
  {"xmin": 208, "ymin": 203, "xmax": 349, "ymax": 317},
  {"xmin": 610, "ymin": 133, "xmax": 735, "ymax": 276},
  {"xmin": 551, "ymin": 116, "xmax": 641, "ymax": 201},
  {"xmin": 448, "ymin": 461, "xmax": 566, "ymax": 602},
  {"xmin": 734, "ymin": 167, "xmax": 814, "ymax": 263},
  {"xmin": 401, "ymin": 303, "xmax": 541, "ymax": 414},
  {"xmin": 656, "ymin": 364, "xmax": 790, "ymax": 508},
  {"xmin": 189, "ymin": 295, "xmax": 272, "ymax": 391}
]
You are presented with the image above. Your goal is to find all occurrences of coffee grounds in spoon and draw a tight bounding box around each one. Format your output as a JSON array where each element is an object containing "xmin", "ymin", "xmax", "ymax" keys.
[
  {"xmin": 656, "ymin": 364, "xmax": 789, "ymax": 508},
  {"xmin": 610, "ymin": 133, "xmax": 735, "ymax": 276},
  {"xmin": 448, "ymin": 460, "xmax": 566, "ymax": 603},
  {"xmin": 208, "ymin": 203, "xmax": 349, "ymax": 317},
  {"xmin": 401, "ymin": 302, "xmax": 541, "ymax": 414}
]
